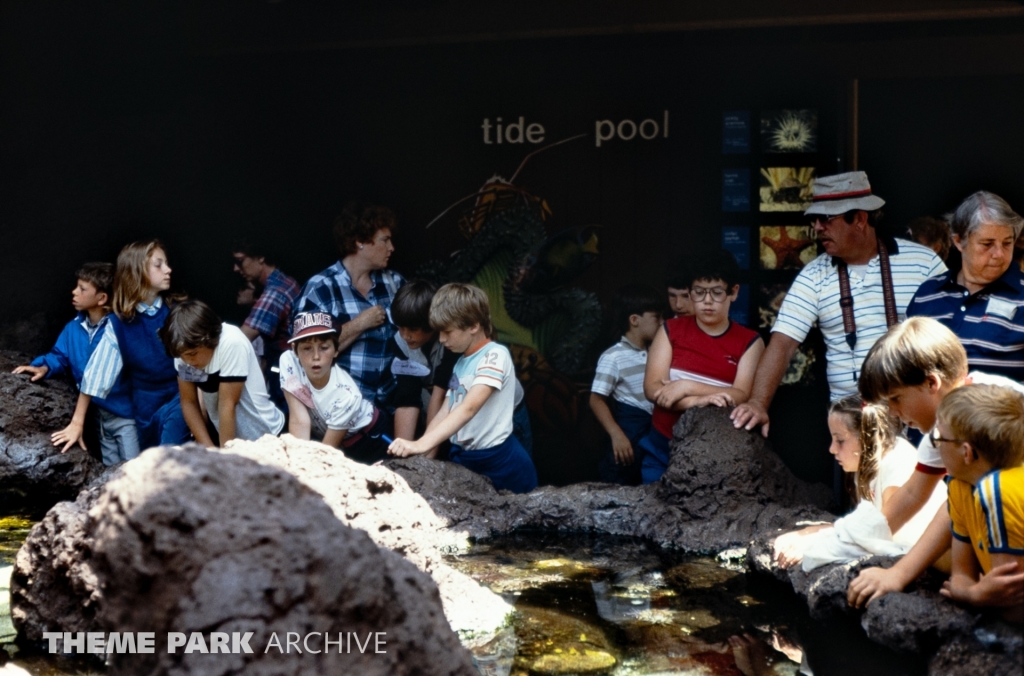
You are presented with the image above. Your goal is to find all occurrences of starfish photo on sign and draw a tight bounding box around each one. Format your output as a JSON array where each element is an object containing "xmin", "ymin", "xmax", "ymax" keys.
[{"xmin": 759, "ymin": 225, "xmax": 816, "ymax": 269}]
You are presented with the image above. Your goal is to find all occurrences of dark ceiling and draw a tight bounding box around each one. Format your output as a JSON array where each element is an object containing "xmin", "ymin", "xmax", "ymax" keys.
[{"xmin": 186, "ymin": 0, "xmax": 1024, "ymax": 51}]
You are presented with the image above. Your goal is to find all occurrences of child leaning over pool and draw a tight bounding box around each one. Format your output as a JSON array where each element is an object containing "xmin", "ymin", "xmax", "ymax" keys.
[
  {"xmin": 773, "ymin": 395, "xmax": 946, "ymax": 569},
  {"xmin": 12, "ymin": 262, "xmax": 138, "ymax": 465},
  {"xmin": 161, "ymin": 299, "xmax": 284, "ymax": 446},
  {"xmin": 388, "ymin": 283, "xmax": 538, "ymax": 494},
  {"xmin": 935, "ymin": 384, "xmax": 1024, "ymax": 622},
  {"xmin": 847, "ymin": 317, "xmax": 1024, "ymax": 608},
  {"xmin": 278, "ymin": 311, "xmax": 392, "ymax": 465}
]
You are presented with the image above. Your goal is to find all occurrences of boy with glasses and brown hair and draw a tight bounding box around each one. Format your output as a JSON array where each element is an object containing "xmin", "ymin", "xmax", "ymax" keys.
[{"xmin": 638, "ymin": 249, "xmax": 764, "ymax": 483}]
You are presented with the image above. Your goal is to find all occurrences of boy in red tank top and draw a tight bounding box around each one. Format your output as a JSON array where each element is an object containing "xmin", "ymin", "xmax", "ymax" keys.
[{"xmin": 639, "ymin": 250, "xmax": 764, "ymax": 483}]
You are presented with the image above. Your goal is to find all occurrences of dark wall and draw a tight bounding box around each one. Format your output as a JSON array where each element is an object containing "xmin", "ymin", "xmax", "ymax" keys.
[
  {"xmin": 3, "ymin": 11, "xmax": 1021, "ymax": 330},
  {"xmin": 1, "ymin": 6, "xmax": 1022, "ymax": 484}
]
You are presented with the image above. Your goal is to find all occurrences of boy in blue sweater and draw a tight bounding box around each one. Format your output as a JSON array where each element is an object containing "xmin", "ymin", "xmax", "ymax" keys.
[{"xmin": 12, "ymin": 263, "xmax": 138, "ymax": 465}]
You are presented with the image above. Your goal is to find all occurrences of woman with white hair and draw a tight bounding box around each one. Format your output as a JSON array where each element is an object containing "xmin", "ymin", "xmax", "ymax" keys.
[{"xmin": 907, "ymin": 191, "xmax": 1024, "ymax": 382}]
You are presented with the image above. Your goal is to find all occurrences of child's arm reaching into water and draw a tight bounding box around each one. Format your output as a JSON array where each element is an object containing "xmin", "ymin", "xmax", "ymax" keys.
[{"xmin": 388, "ymin": 384, "xmax": 494, "ymax": 457}]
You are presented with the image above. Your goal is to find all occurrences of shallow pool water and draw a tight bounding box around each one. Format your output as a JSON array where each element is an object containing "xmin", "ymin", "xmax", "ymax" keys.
[
  {"xmin": 0, "ymin": 516, "xmax": 922, "ymax": 675},
  {"xmin": 447, "ymin": 531, "xmax": 924, "ymax": 676},
  {"xmin": 447, "ymin": 532, "xmax": 805, "ymax": 676}
]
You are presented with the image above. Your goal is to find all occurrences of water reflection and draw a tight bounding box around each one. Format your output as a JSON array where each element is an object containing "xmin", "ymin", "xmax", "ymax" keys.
[{"xmin": 448, "ymin": 532, "xmax": 807, "ymax": 676}]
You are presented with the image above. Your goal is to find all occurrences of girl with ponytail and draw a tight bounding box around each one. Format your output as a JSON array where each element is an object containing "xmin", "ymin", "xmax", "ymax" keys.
[{"xmin": 774, "ymin": 395, "xmax": 946, "ymax": 569}]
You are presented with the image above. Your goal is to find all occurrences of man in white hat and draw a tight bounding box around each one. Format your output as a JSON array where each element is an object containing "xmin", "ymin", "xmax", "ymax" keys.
[{"xmin": 731, "ymin": 171, "xmax": 946, "ymax": 436}]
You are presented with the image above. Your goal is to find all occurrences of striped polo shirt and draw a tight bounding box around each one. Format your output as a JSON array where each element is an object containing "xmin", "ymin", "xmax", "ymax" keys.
[
  {"xmin": 907, "ymin": 265, "xmax": 1024, "ymax": 382},
  {"xmin": 772, "ymin": 238, "xmax": 946, "ymax": 399},
  {"xmin": 591, "ymin": 337, "xmax": 653, "ymax": 414}
]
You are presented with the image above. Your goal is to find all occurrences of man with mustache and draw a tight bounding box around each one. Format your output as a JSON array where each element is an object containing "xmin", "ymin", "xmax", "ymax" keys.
[{"xmin": 731, "ymin": 171, "xmax": 946, "ymax": 436}]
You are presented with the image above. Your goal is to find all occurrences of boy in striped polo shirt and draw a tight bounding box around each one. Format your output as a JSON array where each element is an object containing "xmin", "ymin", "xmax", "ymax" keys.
[{"xmin": 590, "ymin": 285, "xmax": 663, "ymax": 485}]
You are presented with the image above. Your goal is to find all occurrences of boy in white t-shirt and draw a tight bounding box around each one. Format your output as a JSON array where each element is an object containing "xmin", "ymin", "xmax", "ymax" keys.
[
  {"xmin": 161, "ymin": 299, "xmax": 284, "ymax": 446},
  {"xmin": 848, "ymin": 317, "xmax": 1024, "ymax": 608},
  {"xmin": 388, "ymin": 283, "xmax": 537, "ymax": 494},
  {"xmin": 278, "ymin": 311, "xmax": 391, "ymax": 465}
]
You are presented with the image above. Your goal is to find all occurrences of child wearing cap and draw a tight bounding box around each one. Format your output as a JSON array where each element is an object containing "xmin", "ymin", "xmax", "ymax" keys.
[{"xmin": 278, "ymin": 311, "xmax": 391, "ymax": 464}]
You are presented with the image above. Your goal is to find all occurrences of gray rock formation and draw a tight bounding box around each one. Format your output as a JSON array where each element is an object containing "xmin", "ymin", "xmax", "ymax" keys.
[
  {"xmin": 748, "ymin": 523, "xmax": 1023, "ymax": 675},
  {"xmin": 388, "ymin": 406, "xmax": 833, "ymax": 552},
  {"xmin": 0, "ymin": 351, "xmax": 104, "ymax": 507},
  {"xmin": 222, "ymin": 434, "xmax": 511, "ymax": 640},
  {"xmin": 16, "ymin": 445, "xmax": 478, "ymax": 676}
]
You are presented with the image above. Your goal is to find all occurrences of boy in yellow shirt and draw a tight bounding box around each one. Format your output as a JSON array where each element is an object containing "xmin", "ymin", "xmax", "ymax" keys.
[{"xmin": 934, "ymin": 384, "xmax": 1024, "ymax": 621}]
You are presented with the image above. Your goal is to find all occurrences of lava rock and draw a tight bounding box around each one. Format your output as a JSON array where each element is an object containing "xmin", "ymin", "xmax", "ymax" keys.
[
  {"xmin": 747, "ymin": 508, "xmax": 1024, "ymax": 674},
  {"xmin": 389, "ymin": 406, "xmax": 833, "ymax": 553},
  {"xmin": 222, "ymin": 434, "xmax": 512, "ymax": 640},
  {"xmin": 0, "ymin": 351, "xmax": 104, "ymax": 508},
  {"xmin": 861, "ymin": 591, "xmax": 977, "ymax": 654},
  {"xmin": 21, "ymin": 444, "xmax": 478, "ymax": 676}
]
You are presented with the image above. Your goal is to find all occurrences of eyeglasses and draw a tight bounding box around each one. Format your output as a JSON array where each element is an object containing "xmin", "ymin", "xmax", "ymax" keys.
[
  {"xmin": 930, "ymin": 428, "xmax": 962, "ymax": 446},
  {"xmin": 809, "ymin": 213, "xmax": 843, "ymax": 226},
  {"xmin": 690, "ymin": 287, "xmax": 728, "ymax": 302}
]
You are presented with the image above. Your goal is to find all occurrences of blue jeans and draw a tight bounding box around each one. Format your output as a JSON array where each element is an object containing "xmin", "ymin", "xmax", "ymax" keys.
[
  {"xmin": 96, "ymin": 408, "xmax": 140, "ymax": 466},
  {"xmin": 450, "ymin": 435, "xmax": 538, "ymax": 494},
  {"xmin": 597, "ymin": 401, "xmax": 651, "ymax": 485},
  {"xmin": 638, "ymin": 428, "xmax": 672, "ymax": 484},
  {"xmin": 512, "ymin": 403, "xmax": 533, "ymax": 457}
]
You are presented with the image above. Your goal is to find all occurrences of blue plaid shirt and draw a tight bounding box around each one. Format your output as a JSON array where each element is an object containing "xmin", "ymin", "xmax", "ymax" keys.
[
  {"xmin": 292, "ymin": 261, "xmax": 405, "ymax": 407},
  {"xmin": 244, "ymin": 268, "xmax": 300, "ymax": 353}
]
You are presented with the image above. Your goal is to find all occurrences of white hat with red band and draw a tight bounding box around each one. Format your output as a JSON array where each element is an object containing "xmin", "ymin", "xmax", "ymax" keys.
[{"xmin": 805, "ymin": 171, "xmax": 886, "ymax": 216}]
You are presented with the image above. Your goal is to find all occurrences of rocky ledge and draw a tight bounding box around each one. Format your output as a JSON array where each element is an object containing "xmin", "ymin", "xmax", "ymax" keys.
[
  {"xmin": 386, "ymin": 405, "xmax": 834, "ymax": 552},
  {"xmin": 747, "ymin": 519, "xmax": 1023, "ymax": 675},
  {"xmin": 0, "ymin": 351, "xmax": 104, "ymax": 508}
]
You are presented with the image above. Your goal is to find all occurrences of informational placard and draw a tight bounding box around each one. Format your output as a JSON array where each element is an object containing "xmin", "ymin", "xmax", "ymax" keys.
[
  {"xmin": 722, "ymin": 169, "xmax": 751, "ymax": 212},
  {"xmin": 722, "ymin": 111, "xmax": 751, "ymax": 154},
  {"xmin": 722, "ymin": 226, "xmax": 750, "ymax": 269},
  {"xmin": 729, "ymin": 284, "xmax": 750, "ymax": 327}
]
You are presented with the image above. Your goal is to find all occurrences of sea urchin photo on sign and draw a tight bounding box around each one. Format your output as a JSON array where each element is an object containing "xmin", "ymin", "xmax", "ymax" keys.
[{"xmin": 761, "ymin": 109, "xmax": 817, "ymax": 153}]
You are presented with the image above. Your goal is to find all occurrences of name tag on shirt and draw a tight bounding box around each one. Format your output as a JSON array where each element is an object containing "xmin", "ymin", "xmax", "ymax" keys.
[
  {"xmin": 177, "ymin": 364, "xmax": 208, "ymax": 383},
  {"xmin": 391, "ymin": 358, "xmax": 430, "ymax": 378},
  {"xmin": 985, "ymin": 296, "xmax": 1017, "ymax": 320}
]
